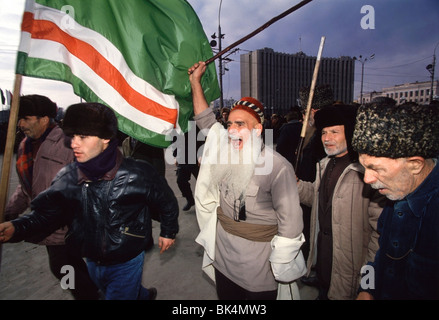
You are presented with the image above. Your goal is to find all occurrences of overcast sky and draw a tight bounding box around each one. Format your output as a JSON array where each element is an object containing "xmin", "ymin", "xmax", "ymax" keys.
[{"xmin": 1, "ymin": 0, "xmax": 438, "ymax": 110}]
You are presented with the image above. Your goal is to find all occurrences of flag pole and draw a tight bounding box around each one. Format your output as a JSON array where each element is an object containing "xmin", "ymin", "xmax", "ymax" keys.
[
  {"xmin": 0, "ymin": 74, "xmax": 22, "ymax": 271},
  {"xmin": 205, "ymin": 0, "xmax": 313, "ymax": 65},
  {"xmin": 294, "ymin": 36, "xmax": 325, "ymax": 171}
]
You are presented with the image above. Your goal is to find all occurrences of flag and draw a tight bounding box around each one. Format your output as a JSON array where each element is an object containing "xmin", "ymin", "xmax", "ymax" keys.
[
  {"xmin": 16, "ymin": 0, "xmax": 220, "ymax": 147},
  {"xmin": 0, "ymin": 89, "xmax": 5, "ymax": 105}
]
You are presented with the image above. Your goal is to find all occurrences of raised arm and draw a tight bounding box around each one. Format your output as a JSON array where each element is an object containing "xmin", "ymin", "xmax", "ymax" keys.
[{"xmin": 188, "ymin": 61, "xmax": 209, "ymax": 116}]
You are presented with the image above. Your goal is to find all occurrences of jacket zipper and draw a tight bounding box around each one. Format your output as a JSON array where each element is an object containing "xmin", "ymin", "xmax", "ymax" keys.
[{"xmin": 122, "ymin": 227, "xmax": 145, "ymax": 238}]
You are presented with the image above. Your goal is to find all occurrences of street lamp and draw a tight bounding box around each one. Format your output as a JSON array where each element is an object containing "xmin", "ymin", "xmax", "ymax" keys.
[
  {"xmin": 354, "ymin": 53, "xmax": 375, "ymax": 104},
  {"xmin": 426, "ymin": 42, "xmax": 439, "ymax": 103},
  {"xmin": 210, "ymin": 0, "xmax": 225, "ymax": 109}
]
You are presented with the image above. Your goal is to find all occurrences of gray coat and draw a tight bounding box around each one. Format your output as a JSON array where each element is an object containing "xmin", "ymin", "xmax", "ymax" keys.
[{"xmin": 298, "ymin": 157, "xmax": 386, "ymax": 300}]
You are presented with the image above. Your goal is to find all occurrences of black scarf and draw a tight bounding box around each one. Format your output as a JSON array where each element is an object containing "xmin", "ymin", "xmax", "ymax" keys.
[{"xmin": 76, "ymin": 139, "xmax": 118, "ymax": 181}]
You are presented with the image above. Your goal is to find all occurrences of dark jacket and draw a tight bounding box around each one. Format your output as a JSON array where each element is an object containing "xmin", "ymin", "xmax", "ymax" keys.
[
  {"xmin": 360, "ymin": 162, "xmax": 439, "ymax": 299},
  {"xmin": 10, "ymin": 156, "xmax": 179, "ymax": 265}
]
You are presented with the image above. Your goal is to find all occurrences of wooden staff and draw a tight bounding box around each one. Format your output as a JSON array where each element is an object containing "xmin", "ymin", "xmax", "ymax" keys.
[
  {"xmin": 294, "ymin": 36, "xmax": 325, "ymax": 171},
  {"xmin": 205, "ymin": 0, "xmax": 313, "ymax": 65},
  {"xmin": 0, "ymin": 74, "xmax": 22, "ymax": 269}
]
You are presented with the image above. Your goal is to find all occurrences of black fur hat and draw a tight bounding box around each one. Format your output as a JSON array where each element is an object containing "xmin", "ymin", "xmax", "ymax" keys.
[
  {"xmin": 62, "ymin": 103, "xmax": 118, "ymax": 139},
  {"xmin": 352, "ymin": 103, "xmax": 439, "ymax": 159},
  {"xmin": 314, "ymin": 104, "xmax": 359, "ymax": 161},
  {"xmin": 18, "ymin": 95, "xmax": 57, "ymax": 119}
]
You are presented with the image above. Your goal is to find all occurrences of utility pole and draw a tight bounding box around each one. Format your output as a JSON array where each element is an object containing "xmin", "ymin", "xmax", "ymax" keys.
[
  {"xmin": 426, "ymin": 42, "xmax": 438, "ymax": 103},
  {"xmin": 354, "ymin": 54, "xmax": 375, "ymax": 104},
  {"xmin": 210, "ymin": 0, "xmax": 225, "ymax": 109}
]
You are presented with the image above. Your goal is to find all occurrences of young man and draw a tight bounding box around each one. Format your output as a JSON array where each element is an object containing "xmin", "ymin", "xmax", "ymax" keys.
[
  {"xmin": 297, "ymin": 104, "xmax": 386, "ymax": 300},
  {"xmin": 188, "ymin": 61, "xmax": 306, "ymax": 300},
  {"xmin": 353, "ymin": 102, "xmax": 439, "ymax": 299},
  {"xmin": 3, "ymin": 94, "xmax": 99, "ymax": 300},
  {"xmin": 0, "ymin": 102, "xmax": 179, "ymax": 300}
]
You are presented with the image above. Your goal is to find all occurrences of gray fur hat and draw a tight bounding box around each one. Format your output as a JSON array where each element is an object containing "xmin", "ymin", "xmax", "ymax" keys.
[{"xmin": 352, "ymin": 103, "xmax": 439, "ymax": 159}]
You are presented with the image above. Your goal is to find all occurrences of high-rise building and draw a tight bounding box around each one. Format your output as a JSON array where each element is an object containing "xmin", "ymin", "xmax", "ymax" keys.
[{"xmin": 240, "ymin": 48, "xmax": 355, "ymax": 115}]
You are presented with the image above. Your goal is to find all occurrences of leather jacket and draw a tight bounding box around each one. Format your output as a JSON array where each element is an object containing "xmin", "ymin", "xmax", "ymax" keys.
[{"xmin": 10, "ymin": 156, "xmax": 179, "ymax": 265}]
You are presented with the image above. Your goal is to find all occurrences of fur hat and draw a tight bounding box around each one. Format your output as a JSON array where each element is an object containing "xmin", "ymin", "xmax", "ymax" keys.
[
  {"xmin": 62, "ymin": 103, "xmax": 118, "ymax": 139},
  {"xmin": 299, "ymin": 85, "xmax": 334, "ymax": 110},
  {"xmin": 352, "ymin": 103, "xmax": 439, "ymax": 159},
  {"xmin": 315, "ymin": 104, "xmax": 359, "ymax": 160},
  {"xmin": 231, "ymin": 97, "xmax": 265, "ymax": 124},
  {"xmin": 18, "ymin": 95, "xmax": 57, "ymax": 119}
]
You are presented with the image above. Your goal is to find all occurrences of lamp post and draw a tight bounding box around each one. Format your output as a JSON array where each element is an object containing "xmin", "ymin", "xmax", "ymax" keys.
[
  {"xmin": 426, "ymin": 42, "xmax": 439, "ymax": 103},
  {"xmin": 210, "ymin": 0, "xmax": 225, "ymax": 109},
  {"xmin": 354, "ymin": 54, "xmax": 375, "ymax": 104}
]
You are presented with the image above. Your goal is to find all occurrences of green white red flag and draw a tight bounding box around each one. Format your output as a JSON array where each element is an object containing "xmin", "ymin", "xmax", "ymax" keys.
[{"xmin": 16, "ymin": 0, "xmax": 220, "ymax": 147}]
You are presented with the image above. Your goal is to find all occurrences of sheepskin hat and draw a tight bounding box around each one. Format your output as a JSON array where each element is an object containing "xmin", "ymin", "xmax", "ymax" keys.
[
  {"xmin": 62, "ymin": 102, "xmax": 118, "ymax": 139},
  {"xmin": 299, "ymin": 84, "xmax": 334, "ymax": 110},
  {"xmin": 352, "ymin": 102, "xmax": 439, "ymax": 159}
]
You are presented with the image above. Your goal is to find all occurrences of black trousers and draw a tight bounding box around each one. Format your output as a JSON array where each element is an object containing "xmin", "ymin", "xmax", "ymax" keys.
[
  {"xmin": 215, "ymin": 268, "xmax": 277, "ymax": 300},
  {"xmin": 46, "ymin": 245, "xmax": 100, "ymax": 300},
  {"xmin": 176, "ymin": 164, "xmax": 199, "ymax": 200}
]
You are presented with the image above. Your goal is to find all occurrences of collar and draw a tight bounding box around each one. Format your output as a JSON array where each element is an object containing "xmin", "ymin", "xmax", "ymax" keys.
[
  {"xmin": 402, "ymin": 161, "xmax": 439, "ymax": 217},
  {"xmin": 77, "ymin": 149, "xmax": 123, "ymax": 184}
]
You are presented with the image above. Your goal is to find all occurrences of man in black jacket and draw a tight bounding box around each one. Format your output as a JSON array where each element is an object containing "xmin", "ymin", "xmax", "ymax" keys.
[{"xmin": 0, "ymin": 103, "xmax": 179, "ymax": 300}]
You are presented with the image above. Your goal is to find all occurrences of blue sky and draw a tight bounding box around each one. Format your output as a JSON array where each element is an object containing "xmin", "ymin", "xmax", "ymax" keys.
[{"xmin": 0, "ymin": 0, "xmax": 438, "ymax": 109}]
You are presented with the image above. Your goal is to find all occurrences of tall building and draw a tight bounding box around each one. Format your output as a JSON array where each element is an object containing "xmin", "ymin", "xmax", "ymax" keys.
[
  {"xmin": 240, "ymin": 48, "xmax": 355, "ymax": 115},
  {"xmin": 359, "ymin": 80, "xmax": 439, "ymax": 105}
]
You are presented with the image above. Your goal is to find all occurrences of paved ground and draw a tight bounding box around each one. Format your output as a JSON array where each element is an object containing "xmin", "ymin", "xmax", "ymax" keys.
[{"xmin": 0, "ymin": 154, "xmax": 317, "ymax": 301}]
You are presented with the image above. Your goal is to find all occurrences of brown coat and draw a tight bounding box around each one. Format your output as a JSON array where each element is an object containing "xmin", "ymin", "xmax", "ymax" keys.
[
  {"xmin": 298, "ymin": 157, "xmax": 386, "ymax": 300},
  {"xmin": 5, "ymin": 125, "xmax": 74, "ymax": 245}
]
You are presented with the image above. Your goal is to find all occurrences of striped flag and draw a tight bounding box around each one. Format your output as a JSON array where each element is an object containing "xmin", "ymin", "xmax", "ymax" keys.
[{"xmin": 16, "ymin": 0, "xmax": 220, "ymax": 147}]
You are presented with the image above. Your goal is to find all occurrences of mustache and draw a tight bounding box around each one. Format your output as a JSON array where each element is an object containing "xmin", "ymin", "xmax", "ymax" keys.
[{"xmin": 370, "ymin": 182, "xmax": 386, "ymax": 189}]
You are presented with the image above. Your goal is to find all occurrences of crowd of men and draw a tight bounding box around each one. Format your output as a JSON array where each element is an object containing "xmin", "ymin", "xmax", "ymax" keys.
[{"xmin": 0, "ymin": 61, "xmax": 438, "ymax": 300}]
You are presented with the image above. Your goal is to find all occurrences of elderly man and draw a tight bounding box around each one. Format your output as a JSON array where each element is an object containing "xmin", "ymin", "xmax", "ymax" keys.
[
  {"xmin": 188, "ymin": 61, "xmax": 305, "ymax": 300},
  {"xmin": 0, "ymin": 102, "xmax": 179, "ymax": 300},
  {"xmin": 297, "ymin": 104, "xmax": 386, "ymax": 300},
  {"xmin": 3, "ymin": 95, "xmax": 99, "ymax": 300},
  {"xmin": 353, "ymin": 102, "xmax": 439, "ymax": 300}
]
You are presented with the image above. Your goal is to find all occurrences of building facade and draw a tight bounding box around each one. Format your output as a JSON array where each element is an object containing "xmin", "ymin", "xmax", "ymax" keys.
[
  {"xmin": 240, "ymin": 48, "xmax": 355, "ymax": 116},
  {"xmin": 359, "ymin": 80, "xmax": 439, "ymax": 105}
]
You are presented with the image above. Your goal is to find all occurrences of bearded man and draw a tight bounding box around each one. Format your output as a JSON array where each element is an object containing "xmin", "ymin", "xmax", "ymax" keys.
[{"xmin": 188, "ymin": 61, "xmax": 306, "ymax": 300}]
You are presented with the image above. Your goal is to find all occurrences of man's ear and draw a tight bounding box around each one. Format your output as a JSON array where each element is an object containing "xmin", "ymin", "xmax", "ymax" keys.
[
  {"xmin": 406, "ymin": 156, "xmax": 425, "ymax": 175},
  {"xmin": 254, "ymin": 123, "xmax": 263, "ymax": 136}
]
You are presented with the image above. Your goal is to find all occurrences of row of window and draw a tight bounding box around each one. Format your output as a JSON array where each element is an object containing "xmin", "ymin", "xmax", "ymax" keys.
[{"xmin": 387, "ymin": 89, "xmax": 430, "ymax": 99}]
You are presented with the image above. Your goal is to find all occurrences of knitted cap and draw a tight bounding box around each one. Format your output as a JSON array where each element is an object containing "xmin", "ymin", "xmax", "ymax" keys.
[
  {"xmin": 18, "ymin": 95, "xmax": 57, "ymax": 119},
  {"xmin": 231, "ymin": 97, "xmax": 265, "ymax": 124},
  {"xmin": 352, "ymin": 103, "xmax": 439, "ymax": 159},
  {"xmin": 62, "ymin": 103, "xmax": 118, "ymax": 139}
]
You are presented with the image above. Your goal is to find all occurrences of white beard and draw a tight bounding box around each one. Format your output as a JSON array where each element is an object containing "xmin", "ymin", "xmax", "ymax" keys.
[{"xmin": 210, "ymin": 129, "xmax": 263, "ymax": 200}]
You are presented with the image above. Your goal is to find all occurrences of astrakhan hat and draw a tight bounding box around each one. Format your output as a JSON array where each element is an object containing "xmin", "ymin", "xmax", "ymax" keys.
[
  {"xmin": 352, "ymin": 103, "xmax": 439, "ymax": 159},
  {"xmin": 299, "ymin": 84, "xmax": 334, "ymax": 110}
]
